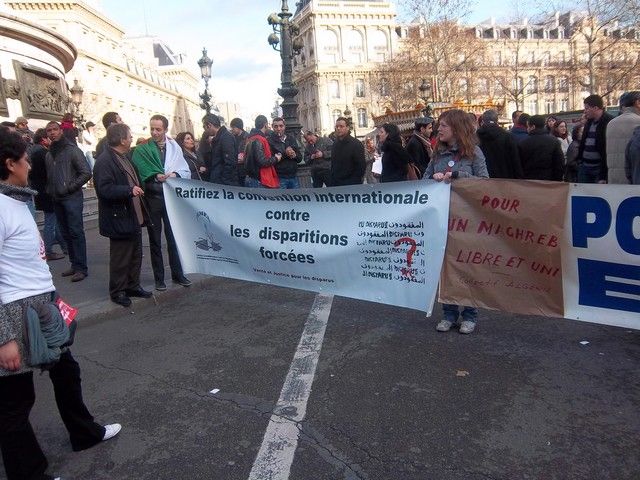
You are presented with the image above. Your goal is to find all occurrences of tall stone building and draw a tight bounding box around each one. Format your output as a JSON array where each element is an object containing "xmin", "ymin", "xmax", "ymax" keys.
[
  {"xmin": 293, "ymin": 2, "xmax": 639, "ymax": 133},
  {"xmin": 4, "ymin": 0, "xmax": 203, "ymax": 138},
  {"xmin": 292, "ymin": 0, "xmax": 398, "ymax": 136}
]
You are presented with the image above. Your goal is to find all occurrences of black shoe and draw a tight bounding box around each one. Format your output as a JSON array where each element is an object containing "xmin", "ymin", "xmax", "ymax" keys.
[
  {"xmin": 125, "ymin": 287, "xmax": 153, "ymax": 298},
  {"xmin": 155, "ymin": 281, "xmax": 167, "ymax": 291},
  {"xmin": 111, "ymin": 293, "xmax": 132, "ymax": 308},
  {"xmin": 172, "ymin": 275, "xmax": 192, "ymax": 287}
]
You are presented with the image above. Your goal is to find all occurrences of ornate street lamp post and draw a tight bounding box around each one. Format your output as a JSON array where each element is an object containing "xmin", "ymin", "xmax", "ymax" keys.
[
  {"xmin": 69, "ymin": 79, "xmax": 85, "ymax": 128},
  {"xmin": 344, "ymin": 105, "xmax": 355, "ymax": 138},
  {"xmin": 198, "ymin": 48, "xmax": 213, "ymax": 114},
  {"xmin": 418, "ymin": 78, "xmax": 433, "ymax": 117},
  {"xmin": 268, "ymin": 0, "xmax": 304, "ymax": 139}
]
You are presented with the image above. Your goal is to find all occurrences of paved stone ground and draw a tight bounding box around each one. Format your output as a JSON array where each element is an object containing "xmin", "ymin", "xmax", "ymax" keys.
[{"xmin": 11, "ymin": 277, "xmax": 639, "ymax": 480}]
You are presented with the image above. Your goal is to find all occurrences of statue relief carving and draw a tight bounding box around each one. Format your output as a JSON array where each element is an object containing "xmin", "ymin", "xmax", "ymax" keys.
[
  {"xmin": 12, "ymin": 60, "xmax": 68, "ymax": 120},
  {"xmin": 3, "ymin": 79, "xmax": 21, "ymax": 99}
]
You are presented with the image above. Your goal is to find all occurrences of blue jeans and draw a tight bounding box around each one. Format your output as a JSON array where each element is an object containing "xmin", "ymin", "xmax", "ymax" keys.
[
  {"xmin": 245, "ymin": 176, "xmax": 266, "ymax": 188},
  {"xmin": 54, "ymin": 191, "xmax": 87, "ymax": 274},
  {"xmin": 442, "ymin": 303, "xmax": 478, "ymax": 324},
  {"xmin": 578, "ymin": 164, "xmax": 601, "ymax": 183},
  {"xmin": 43, "ymin": 211, "xmax": 67, "ymax": 254},
  {"xmin": 279, "ymin": 175, "xmax": 300, "ymax": 189}
]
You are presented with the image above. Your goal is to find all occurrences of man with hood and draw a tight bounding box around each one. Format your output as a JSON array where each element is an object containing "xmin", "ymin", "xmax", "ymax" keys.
[
  {"xmin": 477, "ymin": 110, "xmax": 523, "ymax": 179},
  {"xmin": 44, "ymin": 121, "xmax": 92, "ymax": 282}
]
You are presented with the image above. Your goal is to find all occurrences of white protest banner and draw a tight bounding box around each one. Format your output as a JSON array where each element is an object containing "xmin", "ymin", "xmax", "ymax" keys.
[
  {"xmin": 562, "ymin": 184, "xmax": 640, "ymax": 329},
  {"xmin": 164, "ymin": 179, "xmax": 450, "ymax": 314}
]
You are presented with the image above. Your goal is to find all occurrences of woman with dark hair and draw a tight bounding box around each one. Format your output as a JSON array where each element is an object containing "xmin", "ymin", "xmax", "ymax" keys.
[
  {"xmin": 565, "ymin": 124, "xmax": 583, "ymax": 182},
  {"xmin": 425, "ymin": 109, "xmax": 489, "ymax": 334},
  {"xmin": 0, "ymin": 130, "xmax": 120, "ymax": 480},
  {"xmin": 176, "ymin": 131, "xmax": 206, "ymax": 180},
  {"xmin": 378, "ymin": 122, "xmax": 413, "ymax": 183},
  {"xmin": 552, "ymin": 120, "xmax": 572, "ymax": 157},
  {"xmin": 545, "ymin": 115, "xmax": 558, "ymax": 134}
]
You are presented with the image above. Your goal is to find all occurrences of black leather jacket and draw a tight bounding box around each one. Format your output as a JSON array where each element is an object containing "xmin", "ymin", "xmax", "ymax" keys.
[{"xmin": 45, "ymin": 138, "xmax": 92, "ymax": 199}]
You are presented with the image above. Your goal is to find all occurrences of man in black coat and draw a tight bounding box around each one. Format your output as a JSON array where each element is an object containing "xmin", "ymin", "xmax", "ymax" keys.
[
  {"xmin": 405, "ymin": 116, "xmax": 434, "ymax": 176},
  {"xmin": 329, "ymin": 117, "xmax": 365, "ymax": 186},
  {"xmin": 477, "ymin": 110, "xmax": 523, "ymax": 179},
  {"xmin": 269, "ymin": 117, "xmax": 302, "ymax": 189},
  {"xmin": 576, "ymin": 94, "xmax": 614, "ymax": 183},
  {"xmin": 518, "ymin": 115, "xmax": 564, "ymax": 181},
  {"xmin": 203, "ymin": 114, "xmax": 238, "ymax": 185},
  {"xmin": 93, "ymin": 123, "xmax": 151, "ymax": 307},
  {"xmin": 44, "ymin": 121, "xmax": 92, "ymax": 282}
]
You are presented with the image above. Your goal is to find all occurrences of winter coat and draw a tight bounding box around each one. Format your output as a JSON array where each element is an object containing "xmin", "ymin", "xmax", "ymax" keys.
[
  {"xmin": 606, "ymin": 112, "xmax": 640, "ymax": 184},
  {"xmin": 269, "ymin": 132, "xmax": 302, "ymax": 178},
  {"xmin": 565, "ymin": 139, "xmax": 580, "ymax": 182},
  {"xmin": 28, "ymin": 144, "xmax": 55, "ymax": 212},
  {"xmin": 93, "ymin": 148, "xmax": 143, "ymax": 239},
  {"xmin": 380, "ymin": 139, "xmax": 411, "ymax": 183},
  {"xmin": 577, "ymin": 112, "xmax": 614, "ymax": 182},
  {"xmin": 330, "ymin": 135, "xmax": 365, "ymax": 186},
  {"xmin": 44, "ymin": 137, "xmax": 92, "ymax": 199},
  {"xmin": 518, "ymin": 128, "xmax": 564, "ymax": 181},
  {"xmin": 510, "ymin": 125, "xmax": 529, "ymax": 144},
  {"xmin": 304, "ymin": 136, "xmax": 332, "ymax": 171},
  {"xmin": 625, "ymin": 126, "xmax": 640, "ymax": 184},
  {"xmin": 405, "ymin": 133, "xmax": 431, "ymax": 175},
  {"xmin": 477, "ymin": 124, "xmax": 523, "ymax": 179},
  {"xmin": 209, "ymin": 126, "xmax": 238, "ymax": 185},
  {"xmin": 425, "ymin": 144, "xmax": 489, "ymax": 179}
]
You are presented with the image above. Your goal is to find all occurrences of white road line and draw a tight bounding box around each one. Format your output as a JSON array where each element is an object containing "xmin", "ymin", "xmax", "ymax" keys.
[{"xmin": 248, "ymin": 293, "xmax": 334, "ymax": 480}]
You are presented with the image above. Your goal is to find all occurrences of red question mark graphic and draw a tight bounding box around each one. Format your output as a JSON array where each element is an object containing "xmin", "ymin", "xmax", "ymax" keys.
[{"xmin": 394, "ymin": 237, "xmax": 417, "ymax": 277}]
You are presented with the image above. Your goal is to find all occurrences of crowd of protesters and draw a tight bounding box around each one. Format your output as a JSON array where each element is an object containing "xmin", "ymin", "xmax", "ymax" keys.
[{"xmin": 1, "ymin": 89, "xmax": 640, "ymax": 479}]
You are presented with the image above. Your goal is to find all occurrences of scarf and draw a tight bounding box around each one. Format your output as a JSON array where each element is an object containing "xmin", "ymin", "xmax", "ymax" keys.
[
  {"xmin": 113, "ymin": 149, "xmax": 144, "ymax": 226},
  {"xmin": 413, "ymin": 132, "xmax": 433, "ymax": 156},
  {"xmin": 131, "ymin": 141, "xmax": 164, "ymax": 182},
  {"xmin": 0, "ymin": 182, "xmax": 38, "ymax": 202}
]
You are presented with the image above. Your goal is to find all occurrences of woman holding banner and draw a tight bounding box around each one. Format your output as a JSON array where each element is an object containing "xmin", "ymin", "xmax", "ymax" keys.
[{"xmin": 425, "ymin": 109, "xmax": 489, "ymax": 334}]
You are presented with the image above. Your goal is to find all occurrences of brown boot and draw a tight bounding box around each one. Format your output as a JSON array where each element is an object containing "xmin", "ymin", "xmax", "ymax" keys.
[
  {"xmin": 70, "ymin": 272, "xmax": 86, "ymax": 282},
  {"xmin": 46, "ymin": 252, "xmax": 65, "ymax": 261},
  {"xmin": 61, "ymin": 268, "xmax": 75, "ymax": 277}
]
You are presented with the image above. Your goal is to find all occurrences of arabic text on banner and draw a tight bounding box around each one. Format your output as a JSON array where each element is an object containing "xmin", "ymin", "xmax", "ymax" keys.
[{"xmin": 164, "ymin": 179, "xmax": 451, "ymax": 314}]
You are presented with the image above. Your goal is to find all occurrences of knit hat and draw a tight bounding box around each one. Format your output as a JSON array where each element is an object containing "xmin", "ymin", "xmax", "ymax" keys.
[{"xmin": 15, "ymin": 116, "xmax": 28, "ymax": 125}]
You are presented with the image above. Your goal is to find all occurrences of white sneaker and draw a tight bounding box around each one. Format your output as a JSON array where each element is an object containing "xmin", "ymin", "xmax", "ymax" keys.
[
  {"xmin": 436, "ymin": 319, "xmax": 454, "ymax": 332},
  {"xmin": 102, "ymin": 423, "xmax": 122, "ymax": 441},
  {"xmin": 459, "ymin": 320, "xmax": 476, "ymax": 334}
]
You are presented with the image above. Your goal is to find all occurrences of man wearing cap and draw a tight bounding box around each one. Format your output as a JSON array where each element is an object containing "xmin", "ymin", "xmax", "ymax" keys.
[
  {"xmin": 15, "ymin": 117, "xmax": 33, "ymax": 144},
  {"xmin": 606, "ymin": 91, "xmax": 640, "ymax": 184},
  {"xmin": 477, "ymin": 110, "xmax": 523, "ymax": 178},
  {"xmin": 230, "ymin": 117, "xmax": 249, "ymax": 185},
  {"xmin": 406, "ymin": 117, "xmax": 434, "ymax": 176}
]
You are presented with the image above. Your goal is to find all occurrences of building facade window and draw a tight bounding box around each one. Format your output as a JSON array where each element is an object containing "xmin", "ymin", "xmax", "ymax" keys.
[
  {"xmin": 527, "ymin": 99, "xmax": 538, "ymax": 114},
  {"xmin": 355, "ymin": 78, "xmax": 365, "ymax": 97},
  {"xmin": 544, "ymin": 75, "xmax": 555, "ymax": 93},
  {"xmin": 558, "ymin": 76, "xmax": 569, "ymax": 92},
  {"xmin": 357, "ymin": 108, "xmax": 367, "ymax": 128},
  {"xmin": 560, "ymin": 98, "xmax": 569, "ymax": 111},
  {"xmin": 332, "ymin": 109, "xmax": 342, "ymax": 125},
  {"xmin": 477, "ymin": 77, "xmax": 490, "ymax": 95},
  {"xmin": 380, "ymin": 77, "xmax": 389, "ymax": 96},
  {"xmin": 329, "ymin": 79, "xmax": 340, "ymax": 99},
  {"xmin": 545, "ymin": 100, "xmax": 555, "ymax": 114},
  {"xmin": 527, "ymin": 76, "xmax": 538, "ymax": 94}
]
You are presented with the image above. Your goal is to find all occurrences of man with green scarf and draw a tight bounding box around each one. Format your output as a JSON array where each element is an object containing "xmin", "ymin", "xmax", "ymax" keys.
[{"xmin": 131, "ymin": 115, "xmax": 191, "ymax": 291}]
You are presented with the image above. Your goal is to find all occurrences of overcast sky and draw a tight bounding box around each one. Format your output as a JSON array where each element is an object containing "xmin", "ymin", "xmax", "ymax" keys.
[{"xmin": 96, "ymin": 0, "xmax": 521, "ymax": 121}]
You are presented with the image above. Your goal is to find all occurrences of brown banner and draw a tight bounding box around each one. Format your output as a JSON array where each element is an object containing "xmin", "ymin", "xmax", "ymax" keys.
[{"xmin": 439, "ymin": 179, "xmax": 569, "ymax": 317}]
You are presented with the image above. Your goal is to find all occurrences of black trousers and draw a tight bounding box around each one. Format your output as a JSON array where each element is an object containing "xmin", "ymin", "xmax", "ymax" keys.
[
  {"xmin": 145, "ymin": 192, "xmax": 183, "ymax": 283},
  {"xmin": 311, "ymin": 167, "xmax": 331, "ymax": 188},
  {"xmin": 109, "ymin": 233, "xmax": 143, "ymax": 298},
  {"xmin": 0, "ymin": 351, "xmax": 104, "ymax": 480}
]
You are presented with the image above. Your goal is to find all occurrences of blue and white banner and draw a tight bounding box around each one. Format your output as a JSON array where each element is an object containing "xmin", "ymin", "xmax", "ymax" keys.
[
  {"xmin": 563, "ymin": 184, "xmax": 640, "ymax": 329},
  {"xmin": 164, "ymin": 179, "xmax": 451, "ymax": 314}
]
